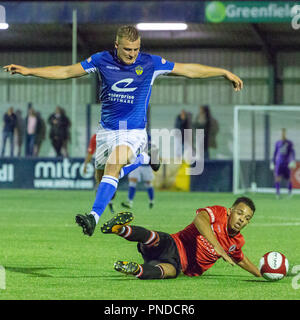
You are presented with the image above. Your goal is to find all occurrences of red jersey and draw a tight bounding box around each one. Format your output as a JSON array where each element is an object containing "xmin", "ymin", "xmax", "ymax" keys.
[
  {"xmin": 171, "ymin": 206, "xmax": 245, "ymax": 277},
  {"xmin": 87, "ymin": 134, "xmax": 96, "ymax": 155}
]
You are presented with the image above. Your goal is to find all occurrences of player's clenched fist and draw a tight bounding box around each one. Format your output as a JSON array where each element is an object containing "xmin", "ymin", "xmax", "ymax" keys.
[
  {"xmin": 224, "ymin": 70, "xmax": 243, "ymax": 91},
  {"xmin": 3, "ymin": 64, "xmax": 30, "ymax": 76}
]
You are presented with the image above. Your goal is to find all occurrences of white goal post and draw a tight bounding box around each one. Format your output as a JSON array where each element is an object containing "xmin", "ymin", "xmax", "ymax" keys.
[{"xmin": 233, "ymin": 105, "xmax": 300, "ymax": 194}]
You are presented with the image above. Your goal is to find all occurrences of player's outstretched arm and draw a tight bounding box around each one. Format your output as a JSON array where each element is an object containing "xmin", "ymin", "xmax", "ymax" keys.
[
  {"xmin": 83, "ymin": 152, "xmax": 93, "ymax": 174},
  {"xmin": 289, "ymin": 144, "xmax": 296, "ymax": 168},
  {"xmin": 3, "ymin": 62, "xmax": 87, "ymax": 80},
  {"xmin": 272, "ymin": 142, "xmax": 278, "ymax": 165},
  {"xmin": 237, "ymin": 256, "xmax": 262, "ymax": 277},
  {"xmin": 170, "ymin": 63, "xmax": 243, "ymax": 91},
  {"xmin": 193, "ymin": 211, "xmax": 236, "ymax": 266}
]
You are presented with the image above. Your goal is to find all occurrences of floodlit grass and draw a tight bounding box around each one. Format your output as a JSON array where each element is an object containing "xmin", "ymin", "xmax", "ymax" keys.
[{"xmin": 0, "ymin": 189, "xmax": 299, "ymax": 300}]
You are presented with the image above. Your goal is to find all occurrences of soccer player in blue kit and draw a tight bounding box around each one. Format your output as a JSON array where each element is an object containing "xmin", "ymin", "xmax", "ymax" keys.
[{"xmin": 4, "ymin": 25, "xmax": 243, "ymax": 236}]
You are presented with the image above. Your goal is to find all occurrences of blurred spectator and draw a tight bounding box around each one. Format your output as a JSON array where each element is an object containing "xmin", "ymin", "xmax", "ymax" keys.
[
  {"xmin": 193, "ymin": 105, "xmax": 219, "ymax": 160},
  {"xmin": 15, "ymin": 109, "xmax": 25, "ymax": 157},
  {"xmin": 174, "ymin": 109, "xmax": 193, "ymax": 157},
  {"xmin": 48, "ymin": 106, "xmax": 70, "ymax": 157},
  {"xmin": 25, "ymin": 107, "xmax": 38, "ymax": 157},
  {"xmin": 1, "ymin": 106, "xmax": 17, "ymax": 157},
  {"xmin": 34, "ymin": 112, "xmax": 46, "ymax": 157},
  {"xmin": 61, "ymin": 108, "xmax": 71, "ymax": 157}
]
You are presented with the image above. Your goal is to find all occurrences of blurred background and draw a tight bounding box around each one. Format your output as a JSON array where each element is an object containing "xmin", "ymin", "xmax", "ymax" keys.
[{"xmin": 1, "ymin": 0, "xmax": 300, "ymax": 193}]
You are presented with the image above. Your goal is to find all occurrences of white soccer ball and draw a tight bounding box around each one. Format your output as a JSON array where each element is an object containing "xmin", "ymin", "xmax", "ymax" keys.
[{"xmin": 259, "ymin": 251, "xmax": 289, "ymax": 281}]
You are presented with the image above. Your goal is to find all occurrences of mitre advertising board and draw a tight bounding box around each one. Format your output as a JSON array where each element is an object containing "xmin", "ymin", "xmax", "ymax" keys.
[{"xmin": 0, "ymin": 158, "xmax": 95, "ymax": 190}]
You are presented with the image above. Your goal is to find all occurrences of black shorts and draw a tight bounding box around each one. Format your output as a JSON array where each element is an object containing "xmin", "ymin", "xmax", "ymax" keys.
[{"xmin": 137, "ymin": 231, "xmax": 182, "ymax": 277}]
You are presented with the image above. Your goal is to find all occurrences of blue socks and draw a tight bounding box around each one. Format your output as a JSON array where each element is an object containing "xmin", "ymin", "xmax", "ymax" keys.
[
  {"xmin": 91, "ymin": 175, "xmax": 118, "ymax": 223},
  {"xmin": 127, "ymin": 181, "xmax": 154, "ymax": 207},
  {"xmin": 147, "ymin": 186, "xmax": 154, "ymax": 202},
  {"xmin": 128, "ymin": 185, "xmax": 137, "ymax": 201},
  {"xmin": 90, "ymin": 153, "xmax": 150, "ymax": 224},
  {"xmin": 119, "ymin": 153, "xmax": 150, "ymax": 179},
  {"xmin": 275, "ymin": 181, "xmax": 292, "ymax": 196}
]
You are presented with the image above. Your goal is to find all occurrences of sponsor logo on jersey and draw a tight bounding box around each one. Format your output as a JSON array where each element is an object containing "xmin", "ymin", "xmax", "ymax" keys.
[
  {"xmin": 228, "ymin": 244, "xmax": 237, "ymax": 252},
  {"xmin": 135, "ymin": 65, "xmax": 143, "ymax": 75},
  {"xmin": 106, "ymin": 65, "xmax": 120, "ymax": 70},
  {"xmin": 111, "ymin": 78, "xmax": 137, "ymax": 92}
]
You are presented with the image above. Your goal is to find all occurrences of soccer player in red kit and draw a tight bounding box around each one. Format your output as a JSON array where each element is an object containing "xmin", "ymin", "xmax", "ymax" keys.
[
  {"xmin": 101, "ymin": 197, "xmax": 262, "ymax": 279},
  {"xmin": 83, "ymin": 134, "xmax": 97, "ymax": 174},
  {"xmin": 83, "ymin": 134, "xmax": 116, "ymax": 214},
  {"xmin": 83, "ymin": 134, "xmax": 96, "ymax": 173}
]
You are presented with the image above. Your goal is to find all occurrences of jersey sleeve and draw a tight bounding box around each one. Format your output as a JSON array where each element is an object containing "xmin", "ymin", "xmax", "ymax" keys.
[
  {"xmin": 289, "ymin": 142, "xmax": 296, "ymax": 162},
  {"xmin": 87, "ymin": 134, "xmax": 96, "ymax": 155},
  {"xmin": 80, "ymin": 52, "xmax": 103, "ymax": 74},
  {"xmin": 150, "ymin": 55, "xmax": 175, "ymax": 84},
  {"xmin": 196, "ymin": 206, "xmax": 225, "ymax": 224}
]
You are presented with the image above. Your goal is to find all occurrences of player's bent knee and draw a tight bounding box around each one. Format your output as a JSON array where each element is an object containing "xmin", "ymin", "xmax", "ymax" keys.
[
  {"xmin": 104, "ymin": 162, "xmax": 123, "ymax": 178},
  {"xmin": 108, "ymin": 145, "xmax": 134, "ymax": 166},
  {"xmin": 157, "ymin": 263, "xmax": 177, "ymax": 279},
  {"xmin": 144, "ymin": 181, "xmax": 153, "ymax": 188},
  {"xmin": 129, "ymin": 180, "xmax": 137, "ymax": 187},
  {"xmin": 95, "ymin": 169, "xmax": 104, "ymax": 184}
]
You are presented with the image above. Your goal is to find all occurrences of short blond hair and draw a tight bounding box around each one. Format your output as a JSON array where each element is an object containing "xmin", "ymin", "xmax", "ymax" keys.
[{"xmin": 116, "ymin": 25, "xmax": 140, "ymax": 43}]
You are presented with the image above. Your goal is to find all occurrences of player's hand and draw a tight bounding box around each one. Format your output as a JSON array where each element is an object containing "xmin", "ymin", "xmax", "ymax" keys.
[
  {"xmin": 214, "ymin": 246, "xmax": 236, "ymax": 266},
  {"xmin": 83, "ymin": 165, "xmax": 87, "ymax": 174},
  {"xmin": 3, "ymin": 64, "xmax": 31, "ymax": 76},
  {"xmin": 288, "ymin": 161, "xmax": 296, "ymax": 169},
  {"xmin": 224, "ymin": 71, "xmax": 243, "ymax": 91}
]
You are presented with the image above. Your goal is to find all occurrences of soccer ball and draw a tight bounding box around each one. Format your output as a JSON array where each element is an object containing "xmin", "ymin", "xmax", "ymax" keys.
[{"xmin": 259, "ymin": 251, "xmax": 289, "ymax": 281}]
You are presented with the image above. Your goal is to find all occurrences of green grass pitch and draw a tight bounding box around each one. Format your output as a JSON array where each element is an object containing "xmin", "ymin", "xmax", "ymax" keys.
[{"xmin": 0, "ymin": 189, "xmax": 299, "ymax": 300}]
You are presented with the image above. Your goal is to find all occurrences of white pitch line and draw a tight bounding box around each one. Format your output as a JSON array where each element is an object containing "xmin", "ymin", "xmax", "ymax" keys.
[
  {"xmin": 250, "ymin": 222, "xmax": 300, "ymax": 227},
  {"xmin": 256, "ymin": 216, "xmax": 300, "ymax": 222}
]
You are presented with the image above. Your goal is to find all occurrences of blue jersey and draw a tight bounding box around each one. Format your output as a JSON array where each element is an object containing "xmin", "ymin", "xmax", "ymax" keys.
[{"xmin": 81, "ymin": 50, "xmax": 175, "ymax": 130}]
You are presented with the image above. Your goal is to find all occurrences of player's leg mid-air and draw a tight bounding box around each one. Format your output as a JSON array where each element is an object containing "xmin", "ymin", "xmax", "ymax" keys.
[
  {"xmin": 121, "ymin": 143, "xmax": 157, "ymax": 210},
  {"xmin": 76, "ymin": 143, "xmax": 160, "ymax": 236},
  {"xmin": 101, "ymin": 211, "xmax": 178, "ymax": 279},
  {"xmin": 93, "ymin": 168, "xmax": 116, "ymax": 213}
]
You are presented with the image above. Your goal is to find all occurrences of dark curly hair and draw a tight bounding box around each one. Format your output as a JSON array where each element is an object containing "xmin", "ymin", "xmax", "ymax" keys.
[{"xmin": 232, "ymin": 197, "xmax": 256, "ymax": 214}]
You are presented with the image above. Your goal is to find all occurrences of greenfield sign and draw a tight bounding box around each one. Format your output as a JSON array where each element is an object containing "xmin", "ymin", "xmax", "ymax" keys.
[{"xmin": 205, "ymin": 1, "xmax": 300, "ymax": 23}]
